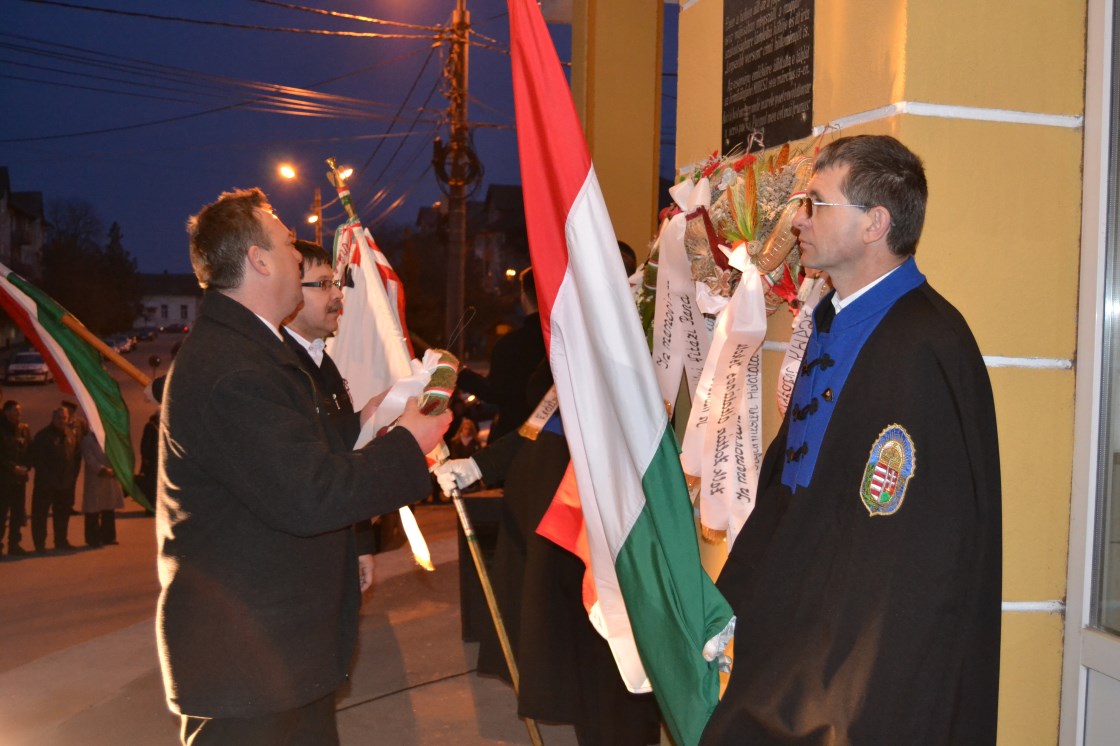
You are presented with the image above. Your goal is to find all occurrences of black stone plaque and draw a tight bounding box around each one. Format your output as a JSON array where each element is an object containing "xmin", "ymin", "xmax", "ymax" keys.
[{"xmin": 722, "ymin": 0, "xmax": 814, "ymax": 153}]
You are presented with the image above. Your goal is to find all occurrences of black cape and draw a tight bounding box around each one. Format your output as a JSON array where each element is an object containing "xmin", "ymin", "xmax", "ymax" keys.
[{"xmin": 702, "ymin": 283, "xmax": 1002, "ymax": 746}]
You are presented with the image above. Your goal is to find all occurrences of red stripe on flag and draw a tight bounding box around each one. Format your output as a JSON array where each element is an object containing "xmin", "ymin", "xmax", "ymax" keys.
[{"xmin": 508, "ymin": 0, "xmax": 591, "ymax": 349}]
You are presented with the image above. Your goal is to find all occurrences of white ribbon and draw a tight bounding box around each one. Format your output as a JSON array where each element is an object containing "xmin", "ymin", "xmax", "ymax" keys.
[
  {"xmin": 355, "ymin": 348, "xmax": 444, "ymax": 448},
  {"xmin": 681, "ymin": 265, "xmax": 767, "ymax": 547},
  {"xmin": 775, "ymin": 276, "xmax": 829, "ymax": 417},
  {"xmin": 651, "ymin": 180, "xmax": 714, "ymax": 413}
]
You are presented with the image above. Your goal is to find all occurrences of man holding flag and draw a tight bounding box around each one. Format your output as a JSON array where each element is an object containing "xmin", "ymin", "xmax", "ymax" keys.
[{"xmin": 156, "ymin": 187, "xmax": 450, "ymax": 744}]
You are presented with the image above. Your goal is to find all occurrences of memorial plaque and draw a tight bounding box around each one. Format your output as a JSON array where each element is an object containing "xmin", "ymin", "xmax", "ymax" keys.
[{"xmin": 722, "ymin": 0, "xmax": 814, "ymax": 153}]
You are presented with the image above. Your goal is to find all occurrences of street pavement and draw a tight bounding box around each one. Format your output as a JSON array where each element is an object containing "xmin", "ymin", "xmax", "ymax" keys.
[
  {"xmin": 0, "ymin": 334, "xmax": 580, "ymax": 745},
  {"xmin": 0, "ymin": 503, "xmax": 580, "ymax": 745}
]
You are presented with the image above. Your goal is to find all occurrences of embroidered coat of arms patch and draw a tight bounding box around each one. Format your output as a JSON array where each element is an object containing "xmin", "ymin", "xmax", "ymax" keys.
[{"xmin": 860, "ymin": 424, "xmax": 916, "ymax": 516}]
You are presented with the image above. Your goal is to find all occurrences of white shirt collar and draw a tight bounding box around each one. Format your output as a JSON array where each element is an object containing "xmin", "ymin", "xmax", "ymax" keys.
[
  {"xmin": 254, "ymin": 313, "xmax": 283, "ymax": 340},
  {"xmin": 831, "ymin": 263, "xmax": 904, "ymax": 314},
  {"xmin": 284, "ymin": 327, "xmax": 325, "ymax": 366}
]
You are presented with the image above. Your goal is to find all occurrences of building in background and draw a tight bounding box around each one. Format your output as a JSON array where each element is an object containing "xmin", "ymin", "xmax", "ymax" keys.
[{"xmin": 136, "ymin": 273, "xmax": 202, "ymax": 332}]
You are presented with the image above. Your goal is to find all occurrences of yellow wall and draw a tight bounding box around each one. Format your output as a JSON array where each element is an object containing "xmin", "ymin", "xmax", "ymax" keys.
[
  {"xmin": 676, "ymin": 0, "xmax": 1085, "ymax": 740},
  {"xmin": 571, "ymin": 0, "xmax": 663, "ymax": 254}
]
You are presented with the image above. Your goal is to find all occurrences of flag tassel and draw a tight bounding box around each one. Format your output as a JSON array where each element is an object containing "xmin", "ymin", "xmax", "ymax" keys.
[{"xmin": 450, "ymin": 486, "xmax": 544, "ymax": 746}]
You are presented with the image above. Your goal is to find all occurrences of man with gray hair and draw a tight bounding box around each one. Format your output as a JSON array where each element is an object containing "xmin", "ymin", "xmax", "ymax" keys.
[
  {"xmin": 702, "ymin": 136, "xmax": 1001, "ymax": 745},
  {"xmin": 156, "ymin": 187, "xmax": 450, "ymax": 744}
]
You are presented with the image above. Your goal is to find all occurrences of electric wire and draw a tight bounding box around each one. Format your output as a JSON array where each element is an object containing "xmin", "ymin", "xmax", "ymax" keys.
[
  {"xmin": 354, "ymin": 42, "xmax": 440, "ymax": 182},
  {"xmin": 15, "ymin": 0, "xmax": 440, "ymax": 40},
  {"xmin": 247, "ymin": 0, "xmax": 442, "ymax": 32}
]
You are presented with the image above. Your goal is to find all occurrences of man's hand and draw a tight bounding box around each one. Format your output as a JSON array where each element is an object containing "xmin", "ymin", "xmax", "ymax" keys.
[
  {"xmin": 358, "ymin": 389, "xmax": 390, "ymax": 426},
  {"xmin": 432, "ymin": 458, "xmax": 482, "ymax": 496},
  {"xmin": 397, "ymin": 397, "xmax": 452, "ymax": 454},
  {"xmin": 358, "ymin": 553, "xmax": 375, "ymax": 594}
]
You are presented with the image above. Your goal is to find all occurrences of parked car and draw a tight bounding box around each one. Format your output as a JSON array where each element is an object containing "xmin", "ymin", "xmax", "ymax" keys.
[
  {"xmin": 135, "ymin": 326, "xmax": 159, "ymax": 342},
  {"xmin": 112, "ymin": 334, "xmax": 137, "ymax": 353},
  {"xmin": 101, "ymin": 336, "xmax": 128, "ymax": 355},
  {"xmin": 160, "ymin": 323, "xmax": 190, "ymax": 334},
  {"xmin": 5, "ymin": 352, "xmax": 53, "ymax": 385}
]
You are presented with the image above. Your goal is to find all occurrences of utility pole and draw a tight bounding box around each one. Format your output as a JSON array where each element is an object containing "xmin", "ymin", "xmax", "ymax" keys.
[
  {"xmin": 434, "ymin": 0, "xmax": 480, "ymax": 358},
  {"xmin": 312, "ymin": 187, "xmax": 322, "ymax": 246}
]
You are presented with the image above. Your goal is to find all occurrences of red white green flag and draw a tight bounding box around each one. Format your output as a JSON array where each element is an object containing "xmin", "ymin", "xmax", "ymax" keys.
[
  {"xmin": 0, "ymin": 263, "xmax": 145, "ymax": 509},
  {"xmin": 507, "ymin": 2, "xmax": 733, "ymax": 744}
]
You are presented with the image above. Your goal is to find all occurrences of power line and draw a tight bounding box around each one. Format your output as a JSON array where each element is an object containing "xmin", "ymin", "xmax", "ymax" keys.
[
  {"xmin": 248, "ymin": 0, "xmax": 443, "ymax": 32},
  {"xmin": 15, "ymin": 0, "xmax": 440, "ymax": 40},
  {"xmin": 355, "ymin": 43, "xmax": 441, "ymax": 181}
]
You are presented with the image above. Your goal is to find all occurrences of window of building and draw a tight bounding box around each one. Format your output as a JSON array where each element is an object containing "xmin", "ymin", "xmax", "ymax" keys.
[
  {"xmin": 160, "ymin": 304, "xmax": 168, "ymax": 320},
  {"xmin": 180, "ymin": 304, "xmax": 188, "ymax": 320}
]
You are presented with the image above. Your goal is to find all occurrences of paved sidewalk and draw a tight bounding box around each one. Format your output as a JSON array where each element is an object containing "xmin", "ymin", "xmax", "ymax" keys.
[{"xmin": 0, "ymin": 505, "xmax": 578, "ymax": 745}]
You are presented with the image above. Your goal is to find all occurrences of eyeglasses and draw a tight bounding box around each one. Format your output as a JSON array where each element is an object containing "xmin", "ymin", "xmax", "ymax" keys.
[
  {"xmin": 792, "ymin": 193, "xmax": 870, "ymax": 217},
  {"xmin": 301, "ymin": 279, "xmax": 344, "ymax": 290}
]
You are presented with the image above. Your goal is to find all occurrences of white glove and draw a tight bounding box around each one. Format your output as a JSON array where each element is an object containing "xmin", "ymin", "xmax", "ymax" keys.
[{"xmin": 433, "ymin": 458, "xmax": 482, "ymax": 496}]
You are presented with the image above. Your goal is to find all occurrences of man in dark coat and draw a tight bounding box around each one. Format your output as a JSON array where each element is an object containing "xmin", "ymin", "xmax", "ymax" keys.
[
  {"xmin": 156, "ymin": 188, "xmax": 451, "ymax": 744},
  {"xmin": 0, "ymin": 400, "xmax": 32, "ymax": 556},
  {"xmin": 459, "ymin": 267, "xmax": 546, "ymax": 442},
  {"xmin": 29, "ymin": 406, "xmax": 80, "ymax": 552},
  {"xmin": 283, "ymin": 238, "xmax": 378, "ymax": 589},
  {"xmin": 701, "ymin": 136, "xmax": 1002, "ymax": 745}
]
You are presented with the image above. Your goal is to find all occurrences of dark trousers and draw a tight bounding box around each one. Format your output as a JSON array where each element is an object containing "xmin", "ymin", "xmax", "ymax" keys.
[
  {"xmin": 31, "ymin": 487, "xmax": 73, "ymax": 550},
  {"xmin": 84, "ymin": 510, "xmax": 117, "ymax": 547},
  {"xmin": 0, "ymin": 483, "xmax": 26, "ymax": 551},
  {"xmin": 180, "ymin": 693, "xmax": 339, "ymax": 746}
]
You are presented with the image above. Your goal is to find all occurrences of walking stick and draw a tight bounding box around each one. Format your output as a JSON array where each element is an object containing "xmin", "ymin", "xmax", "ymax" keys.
[{"xmin": 450, "ymin": 486, "xmax": 544, "ymax": 746}]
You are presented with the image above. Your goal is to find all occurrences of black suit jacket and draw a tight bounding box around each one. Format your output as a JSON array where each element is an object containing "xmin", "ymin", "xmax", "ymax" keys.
[
  {"xmin": 283, "ymin": 331, "xmax": 377, "ymax": 555},
  {"xmin": 283, "ymin": 331, "xmax": 360, "ymax": 448},
  {"xmin": 156, "ymin": 291, "xmax": 431, "ymax": 718}
]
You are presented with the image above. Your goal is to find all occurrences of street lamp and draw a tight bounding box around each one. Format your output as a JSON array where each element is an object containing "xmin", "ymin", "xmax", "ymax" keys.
[{"xmin": 277, "ymin": 163, "xmax": 323, "ymax": 246}]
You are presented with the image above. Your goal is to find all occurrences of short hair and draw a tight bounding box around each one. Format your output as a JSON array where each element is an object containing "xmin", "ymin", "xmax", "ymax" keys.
[
  {"xmin": 294, "ymin": 239, "xmax": 331, "ymax": 275},
  {"xmin": 617, "ymin": 241, "xmax": 637, "ymax": 275},
  {"xmin": 187, "ymin": 187, "xmax": 273, "ymax": 290},
  {"xmin": 813, "ymin": 135, "xmax": 928, "ymax": 256},
  {"xmin": 2, "ymin": 400, "xmax": 18, "ymax": 413},
  {"xmin": 519, "ymin": 267, "xmax": 537, "ymax": 307}
]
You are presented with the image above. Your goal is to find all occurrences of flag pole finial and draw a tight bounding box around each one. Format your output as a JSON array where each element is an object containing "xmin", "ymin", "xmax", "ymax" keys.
[{"xmin": 325, "ymin": 157, "xmax": 358, "ymax": 221}]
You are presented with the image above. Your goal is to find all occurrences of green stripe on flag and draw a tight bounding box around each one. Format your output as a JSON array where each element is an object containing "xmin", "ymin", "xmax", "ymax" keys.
[
  {"xmin": 8, "ymin": 273, "xmax": 146, "ymax": 510},
  {"xmin": 615, "ymin": 426, "xmax": 731, "ymax": 746}
]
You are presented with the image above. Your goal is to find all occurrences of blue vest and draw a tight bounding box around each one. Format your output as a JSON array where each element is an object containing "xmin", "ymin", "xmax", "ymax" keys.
[{"xmin": 781, "ymin": 258, "xmax": 926, "ymax": 491}]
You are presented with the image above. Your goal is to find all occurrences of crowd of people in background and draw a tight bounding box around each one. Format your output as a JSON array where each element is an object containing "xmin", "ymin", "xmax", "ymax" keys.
[{"xmin": 0, "ymin": 391, "xmax": 136, "ymax": 557}]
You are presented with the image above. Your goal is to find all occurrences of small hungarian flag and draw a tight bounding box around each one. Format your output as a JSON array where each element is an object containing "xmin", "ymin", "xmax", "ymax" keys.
[
  {"xmin": 0, "ymin": 263, "xmax": 145, "ymax": 509},
  {"xmin": 507, "ymin": 1, "xmax": 733, "ymax": 744}
]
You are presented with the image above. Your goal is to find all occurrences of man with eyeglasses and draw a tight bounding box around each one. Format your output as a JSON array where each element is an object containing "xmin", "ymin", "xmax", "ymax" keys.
[
  {"xmin": 702, "ymin": 136, "xmax": 1001, "ymax": 745},
  {"xmin": 283, "ymin": 239, "xmax": 380, "ymax": 596},
  {"xmin": 156, "ymin": 188, "xmax": 451, "ymax": 744}
]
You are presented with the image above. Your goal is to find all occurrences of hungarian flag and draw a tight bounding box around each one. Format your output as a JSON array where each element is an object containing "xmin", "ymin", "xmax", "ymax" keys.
[
  {"xmin": 0, "ymin": 263, "xmax": 145, "ymax": 509},
  {"xmin": 507, "ymin": 2, "xmax": 733, "ymax": 744},
  {"xmin": 325, "ymin": 217, "xmax": 413, "ymax": 405},
  {"xmin": 324, "ymin": 213, "xmax": 434, "ymax": 570}
]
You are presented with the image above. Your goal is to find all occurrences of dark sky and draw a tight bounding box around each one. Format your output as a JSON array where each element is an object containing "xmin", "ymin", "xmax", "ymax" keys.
[{"xmin": 0, "ymin": 1, "xmax": 674, "ymax": 274}]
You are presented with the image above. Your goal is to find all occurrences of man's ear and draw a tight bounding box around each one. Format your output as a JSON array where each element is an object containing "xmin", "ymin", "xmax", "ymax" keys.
[
  {"xmin": 246, "ymin": 244, "xmax": 270, "ymax": 277},
  {"xmin": 864, "ymin": 206, "xmax": 891, "ymax": 245}
]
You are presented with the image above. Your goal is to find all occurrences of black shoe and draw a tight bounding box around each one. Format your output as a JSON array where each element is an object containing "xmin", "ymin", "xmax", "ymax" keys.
[
  {"xmin": 8, "ymin": 545, "xmax": 29, "ymax": 556},
  {"xmin": 55, "ymin": 541, "xmax": 75, "ymax": 550},
  {"xmin": 34, "ymin": 546, "xmax": 47, "ymax": 554}
]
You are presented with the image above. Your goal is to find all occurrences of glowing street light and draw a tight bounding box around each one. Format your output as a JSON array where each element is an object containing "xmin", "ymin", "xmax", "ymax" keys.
[{"xmin": 275, "ymin": 163, "xmax": 324, "ymax": 244}]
